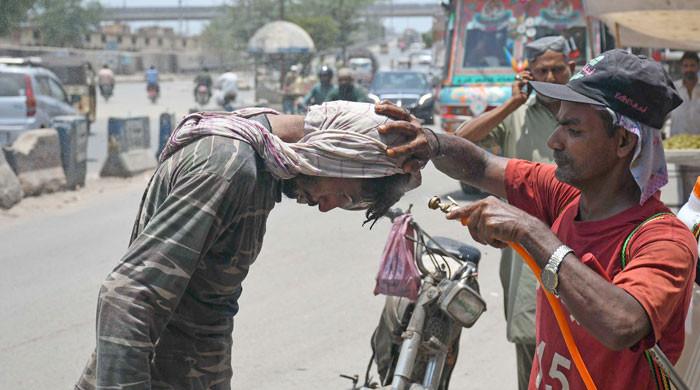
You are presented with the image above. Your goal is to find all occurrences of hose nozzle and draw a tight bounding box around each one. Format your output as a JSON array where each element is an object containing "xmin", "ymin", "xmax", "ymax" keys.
[{"xmin": 428, "ymin": 196, "xmax": 459, "ymax": 214}]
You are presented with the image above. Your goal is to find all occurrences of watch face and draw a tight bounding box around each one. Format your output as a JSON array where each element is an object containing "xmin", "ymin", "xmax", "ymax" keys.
[{"xmin": 542, "ymin": 268, "xmax": 557, "ymax": 292}]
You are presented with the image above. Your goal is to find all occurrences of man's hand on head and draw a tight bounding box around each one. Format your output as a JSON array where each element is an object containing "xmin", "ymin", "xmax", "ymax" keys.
[
  {"xmin": 512, "ymin": 70, "xmax": 533, "ymax": 106},
  {"xmin": 375, "ymin": 101, "xmax": 440, "ymax": 173}
]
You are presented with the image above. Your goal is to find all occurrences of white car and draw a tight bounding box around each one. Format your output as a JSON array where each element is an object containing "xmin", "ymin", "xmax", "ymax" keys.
[{"xmin": 0, "ymin": 62, "xmax": 77, "ymax": 146}]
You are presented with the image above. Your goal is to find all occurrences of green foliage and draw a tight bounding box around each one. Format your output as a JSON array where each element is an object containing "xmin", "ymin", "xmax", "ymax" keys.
[
  {"xmin": 33, "ymin": 0, "xmax": 102, "ymax": 47},
  {"xmin": 0, "ymin": 0, "xmax": 36, "ymax": 36},
  {"xmin": 200, "ymin": 0, "xmax": 379, "ymax": 58},
  {"xmin": 422, "ymin": 31, "xmax": 433, "ymax": 49},
  {"xmin": 286, "ymin": 14, "xmax": 339, "ymax": 53}
]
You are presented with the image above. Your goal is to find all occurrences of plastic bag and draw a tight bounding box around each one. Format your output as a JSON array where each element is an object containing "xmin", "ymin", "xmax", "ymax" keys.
[{"xmin": 374, "ymin": 214, "xmax": 421, "ymax": 300}]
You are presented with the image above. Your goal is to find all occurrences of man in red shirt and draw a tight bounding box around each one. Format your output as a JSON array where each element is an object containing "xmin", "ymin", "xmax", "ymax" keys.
[{"xmin": 377, "ymin": 49, "xmax": 698, "ymax": 389}]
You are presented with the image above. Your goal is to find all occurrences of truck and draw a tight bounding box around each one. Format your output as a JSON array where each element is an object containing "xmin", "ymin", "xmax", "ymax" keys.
[{"xmin": 437, "ymin": 0, "xmax": 588, "ymax": 134}]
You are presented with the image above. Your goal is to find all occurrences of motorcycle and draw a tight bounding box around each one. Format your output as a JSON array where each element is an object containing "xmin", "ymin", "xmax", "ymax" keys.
[
  {"xmin": 214, "ymin": 89, "xmax": 237, "ymax": 112},
  {"xmin": 147, "ymin": 83, "xmax": 159, "ymax": 104},
  {"xmin": 99, "ymin": 83, "xmax": 113, "ymax": 102},
  {"xmin": 343, "ymin": 198, "xmax": 485, "ymax": 390},
  {"xmin": 195, "ymin": 84, "xmax": 211, "ymax": 106}
]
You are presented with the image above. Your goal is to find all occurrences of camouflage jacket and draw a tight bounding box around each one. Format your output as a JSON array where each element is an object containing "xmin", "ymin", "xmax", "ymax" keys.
[{"xmin": 76, "ymin": 116, "xmax": 280, "ymax": 389}]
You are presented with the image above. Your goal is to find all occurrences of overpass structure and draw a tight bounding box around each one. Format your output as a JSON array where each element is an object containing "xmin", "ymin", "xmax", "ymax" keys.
[{"xmin": 101, "ymin": 3, "xmax": 442, "ymax": 22}]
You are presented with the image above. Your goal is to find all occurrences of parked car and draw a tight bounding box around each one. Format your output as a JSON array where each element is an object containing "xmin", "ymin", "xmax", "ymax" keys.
[
  {"xmin": 0, "ymin": 58, "xmax": 77, "ymax": 146},
  {"xmin": 367, "ymin": 70, "xmax": 434, "ymax": 124}
]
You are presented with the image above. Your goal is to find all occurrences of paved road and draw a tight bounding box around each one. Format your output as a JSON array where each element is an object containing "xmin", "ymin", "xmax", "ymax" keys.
[
  {"xmin": 0, "ymin": 77, "xmax": 516, "ymax": 389},
  {"xmin": 86, "ymin": 78, "xmax": 256, "ymax": 177}
]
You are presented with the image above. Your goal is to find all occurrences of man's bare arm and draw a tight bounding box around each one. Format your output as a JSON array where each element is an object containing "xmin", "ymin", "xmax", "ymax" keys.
[
  {"xmin": 373, "ymin": 102, "xmax": 510, "ymax": 199},
  {"xmin": 446, "ymin": 198, "xmax": 654, "ymax": 350},
  {"xmin": 454, "ymin": 71, "xmax": 531, "ymax": 141},
  {"xmin": 432, "ymin": 134, "xmax": 509, "ymax": 198},
  {"xmin": 454, "ymin": 97, "xmax": 523, "ymax": 141},
  {"xmin": 268, "ymin": 115, "xmax": 305, "ymax": 142}
]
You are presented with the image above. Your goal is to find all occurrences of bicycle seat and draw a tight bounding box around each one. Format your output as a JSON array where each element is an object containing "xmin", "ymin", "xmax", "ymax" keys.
[{"xmin": 425, "ymin": 236, "xmax": 481, "ymax": 265}]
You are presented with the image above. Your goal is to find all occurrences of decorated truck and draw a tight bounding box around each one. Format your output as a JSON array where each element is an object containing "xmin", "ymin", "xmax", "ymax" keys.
[{"xmin": 438, "ymin": 0, "xmax": 588, "ymax": 133}]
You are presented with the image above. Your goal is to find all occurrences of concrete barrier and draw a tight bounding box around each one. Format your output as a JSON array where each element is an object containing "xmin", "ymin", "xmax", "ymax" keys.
[
  {"xmin": 100, "ymin": 116, "xmax": 156, "ymax": 177},
  {"xmin": 0, "ymin": 149, "xmax": 23, "ymax": 208},
  {"xmin": 0, "ymin": 129, "xmax": 28, "ymax": 147},
  {"xmin": 52, "ymin": 116, "xmax": 88, "ymax": 190},
  {"xmin": 157, "ymin": 112, "xmax": 176, "ymax": 159},
  {"xmin": 6, "ymin": 129, "xmax": 67, "ymax": 196}
]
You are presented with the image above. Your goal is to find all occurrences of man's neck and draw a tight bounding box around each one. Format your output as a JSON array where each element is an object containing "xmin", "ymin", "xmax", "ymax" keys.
[
  {"xmin": 268, "ymin": 115, "xmax": 305, "ymax": 142},
  {"xmin": 683, "ymin": 78, "xmax": 697, "ymax": 96},
  {"xmin": 536, "ymin": 97, "xmax": 560, "ymax": 116},
  {"xmin": 576, "ymin": 169, "xmax": 640, "ymax": 221}
]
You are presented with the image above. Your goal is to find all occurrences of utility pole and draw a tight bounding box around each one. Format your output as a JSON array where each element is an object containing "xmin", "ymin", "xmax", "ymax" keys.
[
  {"xmin": 339, "ymin": 0, "xmax": 346, "ymax": 65},
  {"xmin": 178, "ymin": 0, "xmax": 184, "ymax": 36}
]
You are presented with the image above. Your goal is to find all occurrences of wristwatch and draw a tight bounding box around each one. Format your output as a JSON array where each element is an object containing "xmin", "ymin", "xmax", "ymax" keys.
[{"xmin": 541, "ymin": 245, "xmax": 574, "ymax": 297}]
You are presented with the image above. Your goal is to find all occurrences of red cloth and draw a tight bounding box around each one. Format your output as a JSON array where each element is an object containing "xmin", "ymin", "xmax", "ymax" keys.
[{"xmin": 504, "ymin": 159, "xmax": 698, "ymax": 390}]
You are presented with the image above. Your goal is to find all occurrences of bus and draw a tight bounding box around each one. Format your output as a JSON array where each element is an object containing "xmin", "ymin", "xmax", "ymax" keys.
[{"xmin": 438, "ymin": 0, "xmax": 588, "ymax": 134}]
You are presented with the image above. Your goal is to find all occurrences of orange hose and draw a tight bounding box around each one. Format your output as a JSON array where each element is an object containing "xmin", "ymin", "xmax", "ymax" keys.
[
  {"xmin": 456, "ymin": 216, "xmax": 597, "ymax": 390},
  {"xmin": 511, "ymin": 242, "xmax": 598, "ymax": 390}
]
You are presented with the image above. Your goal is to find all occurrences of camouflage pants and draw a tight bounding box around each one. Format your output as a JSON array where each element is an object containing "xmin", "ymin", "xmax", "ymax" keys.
[{"xmin": 76, "ymin": 320, "xmax": 234, "ymax": 390}]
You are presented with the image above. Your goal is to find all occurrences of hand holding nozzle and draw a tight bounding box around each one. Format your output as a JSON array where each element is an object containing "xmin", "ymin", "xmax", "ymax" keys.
[
  {"xmin": 428, "ymin": 198, "xmax": 598, "ymax": 390},
  {"xmin": 428, "ymin": 196, "xmax": 468, "ymax": 225}
]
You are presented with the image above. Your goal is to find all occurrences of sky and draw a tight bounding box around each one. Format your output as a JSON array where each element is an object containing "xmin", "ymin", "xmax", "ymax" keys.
[{"xmin": 97, "ymin": 0, "xmax": 440, "ymax": 36}]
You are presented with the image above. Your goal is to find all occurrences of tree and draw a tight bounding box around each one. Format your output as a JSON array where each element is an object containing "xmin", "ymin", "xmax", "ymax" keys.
[
  {"xmin": 289, "ymin": 0, "xmax": 377, "ymax": 58},
  {"xmin": 33, "ymin": 0, "xmax": 102, "ymax": 47},
  {"xmin": 422, "ymin": 31, "xmax": 433, "ymax": 49},
  {"xmin": 0, "ymin": 0, "xmax": 36, "ymax": 36},
  {"xmin": 200, "ymin": 0, "xmax": 380, "ymax": 63},
  {"xmin": 286, "ymin": 14, "xmax": 339, "ymax": 53},
  {"xmin": 200, "ymin": 12, "xmax": 241, "ymax": 66}
]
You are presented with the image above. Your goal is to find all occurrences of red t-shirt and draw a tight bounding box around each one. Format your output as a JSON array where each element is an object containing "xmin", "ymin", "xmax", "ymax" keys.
[{"xmin": 505, "ymin": 159, "xmax": 698, "ymax": 390}]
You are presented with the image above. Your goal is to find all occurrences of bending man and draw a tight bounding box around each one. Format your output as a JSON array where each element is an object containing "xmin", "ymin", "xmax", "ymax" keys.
[{"xmin": 75, "ymin": 101, "xmax": 420, "ymax": 389}]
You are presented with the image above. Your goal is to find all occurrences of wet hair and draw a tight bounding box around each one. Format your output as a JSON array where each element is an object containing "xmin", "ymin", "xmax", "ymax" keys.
[
  {"xmin": 681, "ymin": 51, "xmax": 699, "ymax": 64},
  {"xmin": 280, "ymin": 173, "xmax": 412, "ymax": 228},
  {"xmin": 361, "ymin": 173, "xmax": 412, "ymax": 228}
]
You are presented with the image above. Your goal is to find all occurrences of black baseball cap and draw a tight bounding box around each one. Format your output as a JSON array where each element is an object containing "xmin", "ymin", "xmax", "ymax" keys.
[{"xmin": 529, "ymin": 49, "xmax": 682, "ymax": 129}]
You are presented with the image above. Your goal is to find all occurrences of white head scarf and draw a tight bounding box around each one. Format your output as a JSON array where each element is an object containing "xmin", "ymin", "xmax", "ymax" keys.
[
  {"xmin": 600, "ymin": 107, "xmax": 668, "ymax": 204},
  {"xmin": 160, "ymin": 101, "xmax": 420, "ymax": 190}
]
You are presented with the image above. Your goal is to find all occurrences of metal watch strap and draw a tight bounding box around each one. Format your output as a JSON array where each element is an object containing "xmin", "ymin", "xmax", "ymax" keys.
[{"xmin": 543, "ymin": 245, "xmax": 574, "ymax": 296}]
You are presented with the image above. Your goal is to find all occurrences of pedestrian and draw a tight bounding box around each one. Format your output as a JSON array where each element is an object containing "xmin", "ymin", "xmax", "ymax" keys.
[
  {"xmin": 454, "ymin": 35, "xmax": 575, "ymax": 390},
  {"xmin": 326, "ymin": 68, "xmax": 371, "ymax": 103},
  {"xmin": 378, "ymin": 49, "xmax": 697, "ymax": 389},
  {"xmin": 670, "ymin": 51, "xmax": 700, "ymax": 136},
  {"xmin": 74, "ymin": 101, "xmax": 421, "ymax": 390},
  {"xmin": 669, "ymin": 51, "xmax": 700, "ymax": 204},
  {"xmin": 282, "ymin": 64, "xmax": 302, "ymax": 114}
]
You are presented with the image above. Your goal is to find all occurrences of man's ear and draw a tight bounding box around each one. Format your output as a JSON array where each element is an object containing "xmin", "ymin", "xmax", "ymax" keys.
[
  {"xmin": 567, "ymin": 60, "xmax": 576, "ymax": 74},
  {"xmin": 616, "ymin": 127, "xmax": 637, "ymax": 158}
]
